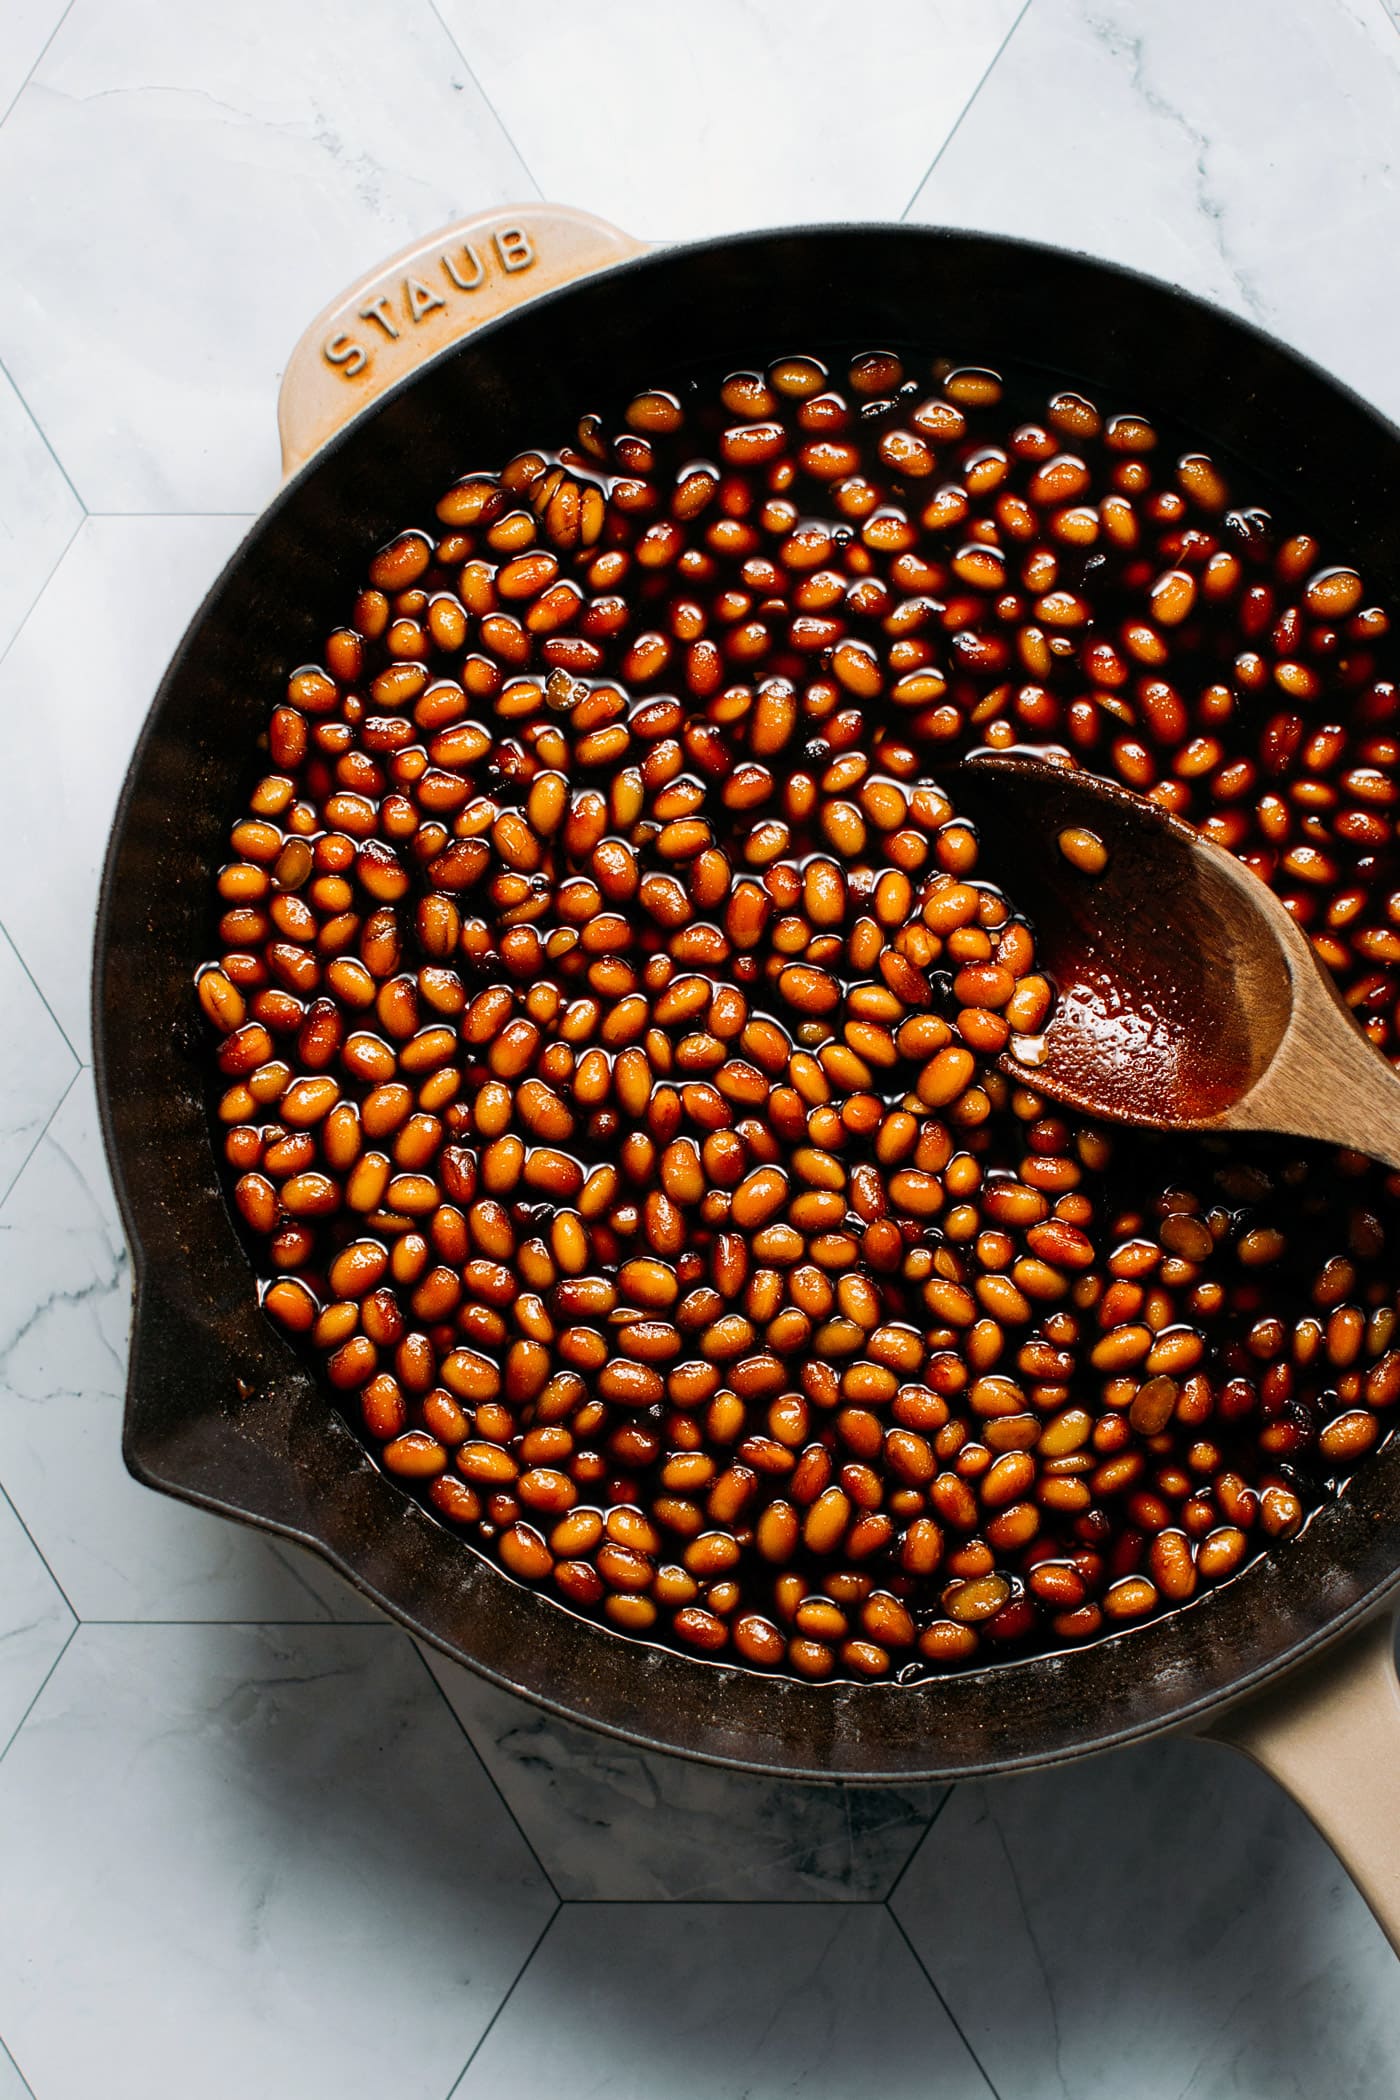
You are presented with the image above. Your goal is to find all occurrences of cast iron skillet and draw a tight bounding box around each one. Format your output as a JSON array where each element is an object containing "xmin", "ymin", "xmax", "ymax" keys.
[{"xmin": 93, "ymin": 207, "xmax": 1400, "ymax": 1940}]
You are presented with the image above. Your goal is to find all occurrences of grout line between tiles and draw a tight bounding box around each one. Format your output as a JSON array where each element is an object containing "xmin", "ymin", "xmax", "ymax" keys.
[
  {"xmin": 0, "ymin": 1620, "xmax": 76, "ymax": 1768},
  {"xmin": 408, "ymin": 1636, "xmax": 564, "ymax": 1902},
  {"xmin": 0, "ymin": 927, "xmax": 83, "ymax": 1074},
  {"xmin": 83, "ymin": 503, "xmax": 262, "ymax": 512},
  {"xmin": 885, "ymin": 1783, "xmax": 955, "ymax": 1908},
  {"xmin": 557, "ymin": 1894, "xmax": 892, "ymax": 1906},
  {"xmin": 0, "ymin": 511, "xmax": 83, "ymax": 687},
  {"xmin": 899, "ymin": 0, "xmax": 1036, "ymax": 221},
  {"xmin": 444, "ymin": 1900, "xmax": 561, "ymax": 2096},
  {"xmin": 0, "ymin": 1470, "xmax": 79, "ymax": 1627},
  {"xmin": 0, "ymin": 1053, "xmax": 81, "ymax": 1215},
  {"xmin": 0, "ymin": 2032, "xmax": 36, "ymax": 2100},
  {"xmin": 74, "ymin": 1617, "xmax": 397, "ymax": 1627},
  {"xmin": 426, "ymin": 0, "xmax": 546, "ymax": 201},
  {"xmin": 0, "ymin": 0, "xmax": 76, "ymax": 131},
  {"xmin": 886, "ymin": 1905, "xmax": 1004, "ymax": 2100},
  {"xmin": 0, "ymin": 354, "xmax": 87, "ymax": 519}
]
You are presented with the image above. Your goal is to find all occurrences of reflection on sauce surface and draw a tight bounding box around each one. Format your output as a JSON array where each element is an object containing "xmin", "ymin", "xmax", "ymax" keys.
[
  {"xmin": 1038, "ymin": 952, "xmax": 1259, "ymax": 1124},
  {"xmin": 960, "ymin": 757, "xmax": 1291, "ymax": 1130}
]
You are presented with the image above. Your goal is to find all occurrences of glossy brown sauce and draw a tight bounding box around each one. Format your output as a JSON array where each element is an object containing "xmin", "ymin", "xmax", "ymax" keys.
[
  {"xmin": 1037, "ymin": 952, "xmax": 1257, "ymax": 1123},
  {"xmin": 960, "ymin": 758, "xmax": 1292, "ymax": 1130}
]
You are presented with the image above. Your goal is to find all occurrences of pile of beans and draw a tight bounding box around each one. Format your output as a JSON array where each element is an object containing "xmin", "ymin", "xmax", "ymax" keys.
[{"xmin": 198, "ymin": 347, "xmax": 1400, "ymax": 1681}]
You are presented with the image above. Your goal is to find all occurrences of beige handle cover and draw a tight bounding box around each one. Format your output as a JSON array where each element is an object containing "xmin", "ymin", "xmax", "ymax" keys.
[
  {"xmin": 1204, "ymin": 1606, "xmax": 1400, "ymax": 1954},
  {"xmin": 277, "ymin": 204, "xmax": 649, "ymax": 477}
]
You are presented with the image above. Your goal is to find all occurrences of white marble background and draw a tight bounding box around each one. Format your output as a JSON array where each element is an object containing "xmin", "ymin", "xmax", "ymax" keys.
[{"xmin": 2, "ymin": 1, "xmax": 1400, "ymax": 2093}]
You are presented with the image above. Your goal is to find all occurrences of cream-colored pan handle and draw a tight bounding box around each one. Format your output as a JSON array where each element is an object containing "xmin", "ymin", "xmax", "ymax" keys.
[
  {"xmin": 1203, "ymin": 1605, "xmax": 1400, "ymax": 1954},
  {"xmin": 277, "ymin": 204, "xmax": 650, "ymax": 478}
]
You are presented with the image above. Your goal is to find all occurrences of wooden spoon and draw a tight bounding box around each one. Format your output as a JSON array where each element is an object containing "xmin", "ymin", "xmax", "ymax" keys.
[{"xmin": 951, "ymin": 751, "xmax": 1400, "ymax": 1170}]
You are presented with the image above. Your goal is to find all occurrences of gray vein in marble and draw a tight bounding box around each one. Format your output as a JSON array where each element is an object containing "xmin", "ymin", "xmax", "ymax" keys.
[
  {"xmin": 36, "ymin": 77, "xmax": 456, "ymax": 221},
  {"xmin": 1085, "ymin": 11, "xmax": 1266, "ymax": 317},
  {"xmin": 0, "ymin": 1239, "xmax": 126, "ymax": 1390}
]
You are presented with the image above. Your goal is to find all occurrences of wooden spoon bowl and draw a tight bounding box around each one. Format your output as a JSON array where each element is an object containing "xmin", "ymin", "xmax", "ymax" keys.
[{"xmin": 953, "ymin": 752, "xmax": 1400, "ymax": 1169}]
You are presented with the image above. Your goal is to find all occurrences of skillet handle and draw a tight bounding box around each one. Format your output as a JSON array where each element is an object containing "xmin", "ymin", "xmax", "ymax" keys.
[
  {"xmin": 277, "ymin": 204, "xmax": 650, "ymax": 478},
  {"xmin": 1202, "ymin": 1606, "xmax": 1400, "ymax": 1956}
]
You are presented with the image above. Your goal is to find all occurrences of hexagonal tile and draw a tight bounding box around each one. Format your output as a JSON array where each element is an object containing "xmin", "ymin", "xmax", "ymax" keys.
[
  {"xmin": 0, "ymin": 513, "xmax": 249, "ymax": 1051},
  {"xmin": 0, "ymin": 1484, "xmax": 71, "ymax": 1757},
  {"xmin": 423, "ymin": 1646, "xmax": 942, "ymax": 1901},
  {"xmin": 0, "ymin": 933, "xmax": 76, "ymax": 1207},
  {"xmin": 907, "ymin": 0, "xmax": 1400, "ymax": 430},
  {"xmin": 0, "ymin": 1069, "xmax": 380, "ymax": 1621},
  {"xmin": 438, "ymin": 0, "xmax": 1022, "ymax": 243},
  {"xmin": 458, "ymin": 1901, "xmax": 990, "ymax": 2099},
  {"xmin": 0, "ymin": 363, "xmax": 81, "ymax": 666},
  {"xmin": 0, "ymin": 0, "xmax": 533, "ymax": 513},
  {"xmin": 892, "ymin": 1736, "xmax": 1400, "ymax": 2100},
  {"xmin": 0, "ymin": 1624, "xmax": 554, "ymax": 2100}
]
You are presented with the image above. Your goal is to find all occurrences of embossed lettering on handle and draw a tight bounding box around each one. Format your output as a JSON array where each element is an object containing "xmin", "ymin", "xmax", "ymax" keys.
[{"xmin": 278, "ymin": 205, "xmax": 649, "ymax": 478}]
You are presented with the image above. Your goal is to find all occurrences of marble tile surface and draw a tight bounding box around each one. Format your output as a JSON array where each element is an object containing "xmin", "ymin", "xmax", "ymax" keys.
[
  {"xmin": 0, "ymin": 361, "xmax": 81, "ymax": 665},
  {"xmin": 0, "ymin": 1484, "xmax": 71, "ymax": 1756},
  {"xmin": 0, "ymin": 4, "xmax": 1399, "ymax": 2095},
  {"xmin": 0, "ymin": 1624, "xmax": 555, "ymax": 2100},
  {"xmin": 894, "ymin": 1734, "xmax": 1400, "ymax": 2100},
  {"xmin": 0, "ymin": 1072, "xmax": 380, "ymax": 1623},
  {"xmin": 424, "ymin": 1647, "xmax": 942, "ymax": 1901},
  {"xmin": 440, "ymin": 0, "xmax": 1022, "ymax": 244},
  {"xmin": 0, "ymin": 513, "xmax": 248, "ymax": 1052},
  {"xmin": 0, "ymin": 0, "xmax": 533, "ymax": 513},
  {"xmin": 456, "ymin": 1902, "xmax": 993, "ymax": 2100},
  {"xmin": 908, "ymin": 0, "xmax": 1400, "ymax": 430}
]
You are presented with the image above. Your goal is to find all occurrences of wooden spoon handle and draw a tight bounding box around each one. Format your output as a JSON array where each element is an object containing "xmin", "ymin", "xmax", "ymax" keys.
[{"xmin": 1224, "ymin": 893, "xmax": 1400, "ymax": 1170}]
